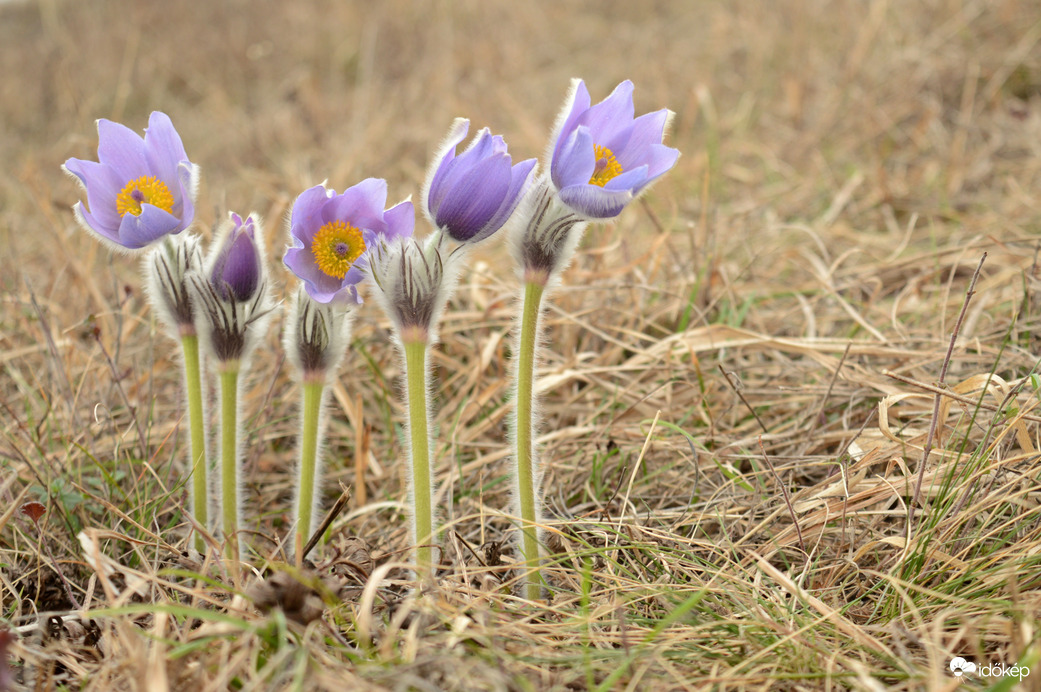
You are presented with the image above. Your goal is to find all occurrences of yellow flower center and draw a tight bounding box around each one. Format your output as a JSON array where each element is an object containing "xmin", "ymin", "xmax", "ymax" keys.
[
  {"xmin": 589, "ymin": 144, "xmax": 623, "ymax": 187},
  {"xmin": 115, "ymin": 175, "xmax": 175, "ymax": 217},
  {"xmin": 312, "ymin": 220, "xmax": 366, "ymax": 279}
]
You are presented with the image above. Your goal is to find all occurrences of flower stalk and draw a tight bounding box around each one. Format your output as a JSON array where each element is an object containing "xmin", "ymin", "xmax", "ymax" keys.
[
  {"xmin": 191, "ymin": 212, "xmax": 273, "ymax": 567},
  {"xmin": 143, "ymin": 235, "xmax": 210, "ymax": 552},
  {"xmin": 514, "ymin": 279, "xmax": 546, "ymax": 599},
  {"xmin": 218, "ymin": 363, "xmax": 241, "ymax": 563},
  {"xmin": 507, "ymin": 79, "xmax": 679, "ymax": 598},
  {"xmin": 179, "ymin": 330, "xmax": 208, "ymax": 550},
  {"xmin": 285, "ymin": 291, "xmax": 351, "ymax": 557},
  {"xmin": 403, "ymin": 337, "xmax": 435, "ymax": 574},
  {"xmin": 282, "ymin": 182, "xmax": 406, "ymax": 557}
]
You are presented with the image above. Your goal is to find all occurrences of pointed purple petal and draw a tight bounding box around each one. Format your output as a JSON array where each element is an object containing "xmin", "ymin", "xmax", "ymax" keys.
[
  {"xmin": 552, "ymin": 126, "xmax": 596, "ymax": 189},
  {"xmin": 602, "ymin": 165, "xmax": 649, "ymax": 192},
  {"xmin": 218, "ymin": 227, "xmax": 261, "ymax": 301},
  {"xmin": 117, "ymin": 204, "xmax": 182, "ymax": 249},
  {"xmin": 479, "ymin": 157, "xmax": 536, "ymax": 238},
  {"xmin": 580, "ymin": 80, "xmax": 635, "ymax": 141},
  {"xmin": 143, "ymin": 112, "xmax": 190, "ymax": 191},
  {"xmin": 323, "ymin": 178, "xmax": 389, "ymax": 233},
  {"xmin": 558, "ymin": 184, "xmax": 633, "ymax": 219},
  {"xmin": 382, "ymin": 199, "xmax": 416, "ymax": 242},
  {"xmin": 96, "ymin": 119, "xmax": 149, "ymax": 180},
  {"xmin": 613, "ymin": 109, "xmax": 669, "ymax": 169},
  {"xmin": 423, "ymin": 119, "xmax": 470, "ymax": 220},
  {"xmin": 175, "ymin": 161, "xmax": 197, "ymax": 229},
  {"xmin": 72, "ymin": 202, "xmax": 121, "ymax": 246},
  {"xmin": 63, "ymin": 159, "xmax": 124, "ymax": 231},
  {"xmin": 550, "ymin": 79, "xmax": 591, "ymax": 165},
  {"xmin": 290, "ymin": 185, "xmax": 335, "ymax": 243},
  {"xmin": 435, "ymin": 154, "xmax": 511, "ymax": 241}
]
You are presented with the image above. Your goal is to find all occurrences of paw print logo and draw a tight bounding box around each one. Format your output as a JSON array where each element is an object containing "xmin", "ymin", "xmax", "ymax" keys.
[{"xmin": 949, "ymin": 658, "xmax": 977, "ymax": 677}]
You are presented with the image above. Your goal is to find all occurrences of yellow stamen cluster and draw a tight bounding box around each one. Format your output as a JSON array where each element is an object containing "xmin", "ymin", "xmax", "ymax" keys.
[
  {"xmin": 115, "ymin": 175, "xmax": 175, "ymax": 217},
  {"xmin": 312, "ymin": 220, "xmax": 366, "ymax": 279},
  {"xmin": 589, "ymin": 144, "xmax": 623, "ymax": 187}
]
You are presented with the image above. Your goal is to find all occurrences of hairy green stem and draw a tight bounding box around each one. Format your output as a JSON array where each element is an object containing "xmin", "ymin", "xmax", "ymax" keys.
[
  {"xmin": 219, "ymin": 364, "xmax": 240, "ymax": 565},
  {"xmin": 516, "ymin": 280, "xmax": 546, "ymax": 600},
  {"xmin": 180, "ymin": 333, "xmax": 208, "ymax": 553},
  {"xmin": 403, "ymin": 338, "xmax": 434, "ymax": 576},
  {"xmin": 296, "ymin": 378, "xmax": 325, "ymax": 554}
]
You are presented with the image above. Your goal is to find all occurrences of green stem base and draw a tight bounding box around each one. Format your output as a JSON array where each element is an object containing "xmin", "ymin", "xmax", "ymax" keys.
[
  {"xmin": 219, "ymin": 365, "xmax": 241, "ymax": 567},
  {"xmin": 404, "ymin": 339, "xmax": 435, "ymax": 577},
  {"xmin": 516, "ymin": 280, "xmax": 547, "ymax": 601},
  {"xmin": 296, "ymin": 378, "xmax": 325, "ymax": 555},
  {"xmin": 180, "ymin": 333, "xmax": 208, "ymax": 554}
]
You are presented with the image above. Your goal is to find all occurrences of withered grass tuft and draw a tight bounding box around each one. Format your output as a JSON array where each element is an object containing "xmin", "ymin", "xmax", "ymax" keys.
[{"xmin": 2, "ymin": 0, "xmax": 1041, "ymax": 689}]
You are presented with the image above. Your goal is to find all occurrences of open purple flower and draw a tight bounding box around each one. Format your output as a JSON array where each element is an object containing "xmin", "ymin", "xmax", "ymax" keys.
[
  {"xmin": 284, "ymin": 178, "xmax": 414, "ymax": 304},
  {"xmin": 549, "ymin": 80, "xmax": 679, "ymax": 219},
  {"xmin": 63, "ymin": 111, "xmax": 198, "ymax": 250},
  {"xmin": 422, "ymin": 118, "xmax": 536, "ymax": 244},
  {"xmin": 211, "ymin": 213, "xmax": 261, "ymax": 302}
]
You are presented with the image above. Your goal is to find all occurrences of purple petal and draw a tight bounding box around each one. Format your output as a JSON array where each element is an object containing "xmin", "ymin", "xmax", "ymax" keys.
[
  {"xmin": 550, "ymin": 79, "xmax": 591, "ymax": 166},
  {"xmin": 143, "ymin": 112, "xmax": 190, "ymax": 192},
  {"xmin": 117, "ymin": 203, "xmax": 182, "ymax": 249},
  {"xmin": 423, "ymin": 119, "xmax": 470, "ymax": 219},
  {"xmin": 95, "ymin": 119, "xmax": 149, "ymax": 180},
  {"xmin": 552, "ymin": 126, "xmax": 596, "ymax": 189},
  {"xmin": 175, "ymin": 161, "xmax": 197, "ymax": 229},
  {"xmin": 382, "ymin": 199, "xmax": 416, "ymax": 242},
  {"xmin": 217, "ymin": 227, "xmax": 260, "ymax": 301},
  {"xmin": 614, "ymin": 109, "xmax": 669, "ymax": 169},
  {"xmin": 63, "ymin": 159, "xmax": 124, "ymax": 231},
  {"xmin": 480, "ymin": 157, "xmax": 536, "ymax": 237},
  {"xmin": 641, "ymin": 143, "xmax": 681, "ymax": 180},
  {"xmin": 290, "ymin": 185, "xmax": 336, "ymax": 243},
  {"xmin": 435, "ymin": 154, "xmax": 512, "ymax": 241},
  {"xmin": 603, "ymin": 165, "xmax": 650, "ymax": 192},
  {"xmin": 558, "ymin": 184, "xmax": 633, "ymax": 219},
  {"xmin": 72, "ymin": 201, "xmax": 120, "ymax": 246},
  {"xmin": 323, "ymin": 178, "xmax": 389, "ymax": 233},
  {"xmin": 579, "ymin": 80, "xmax": 635, "ymax": 142}
]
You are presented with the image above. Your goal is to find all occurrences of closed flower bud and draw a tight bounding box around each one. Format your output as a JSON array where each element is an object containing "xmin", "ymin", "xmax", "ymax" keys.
[{"xmin": 422, "ymin": 118, "xmax": 536, "ymax": 244}]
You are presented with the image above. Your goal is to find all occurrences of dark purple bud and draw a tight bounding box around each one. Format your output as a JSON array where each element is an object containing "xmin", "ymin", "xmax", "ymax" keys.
[{"xmin": 212, "ymin": 213, "xmax": 261, "ymax": 302}]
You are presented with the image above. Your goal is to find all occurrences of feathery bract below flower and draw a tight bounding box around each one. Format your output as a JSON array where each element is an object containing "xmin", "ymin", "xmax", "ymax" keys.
[
  {"xmin": 422, "ymin": 118, "xmax": 536, "ymax": 244},
  {"xmin": 549, "ymin": 80, "xmax": 679, "ymax": 219},
  {"xmin": 63, "ymin": 111, "xmax": 198, "ymax": 250},
  {"xmin": 284, "ymin": 178, "xmax": 414, "ymax": 305}
]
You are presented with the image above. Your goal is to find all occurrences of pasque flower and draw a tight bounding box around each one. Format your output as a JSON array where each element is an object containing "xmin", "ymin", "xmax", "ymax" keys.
[
  {"xmin": 191, "ymin": 212, "xmax": 273, "ymax": 566},
  {"xmin": 549, "ymin": 79, "xmax": 679, "ymax": 219},
  {"xmin": 506, "ymin": 78, "xmax": 680, "ymax": 600},
  {"xmin": 284, "ymin": 178, "xmax": 414, "ymax": 304},
  {"xmin": 63, "ymin": 111, "xmax": 198, "ymax": 250},
  {"xmin": 422, "ymin": 118, "xmax": 536, "ymax": 244}
]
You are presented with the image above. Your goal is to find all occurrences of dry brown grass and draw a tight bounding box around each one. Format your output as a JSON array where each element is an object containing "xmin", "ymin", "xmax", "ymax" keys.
[{"xmin": 3, "ymin": 0, "xmax": 1041, "ymax": 689}]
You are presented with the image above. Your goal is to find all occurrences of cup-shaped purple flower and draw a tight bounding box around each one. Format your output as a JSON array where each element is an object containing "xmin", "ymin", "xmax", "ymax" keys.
[
  {"xmin": 63, "ymin": 111, "xmax": 198, "ymax": 251},
  {"xmin": 549, "ymin": 80, "xmax": 679, "ymax": 219},
  {"xmin": 284, "ymin": 178, "xmax": 414, "ymax": 305},
  {"xmin": 422, "ymin": 118, "xmax": 536, "ymax": 244},
  {"xmin": 211, "ymin": 213, "xmax": 261, "ymax": 302}
]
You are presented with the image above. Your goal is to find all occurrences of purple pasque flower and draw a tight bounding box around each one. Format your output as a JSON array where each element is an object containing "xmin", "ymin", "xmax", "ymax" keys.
[
  {"xmin": 549, "ymin": 79, "xmax": 679, "ymax": 219},
  {"xmin": 63, "ymin": 111, "xmax": 198, "ymax": 251},
  {"xmin": 422, "ymin": 118, "xmax": 536, "ymax": 244},
  {"xmin": 284, "ymin": 178, "xmax": 414, "ymax": 304},
  {"xmin": 211, "ymin": 213, "xmax": 261, "ymax": 302}
]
